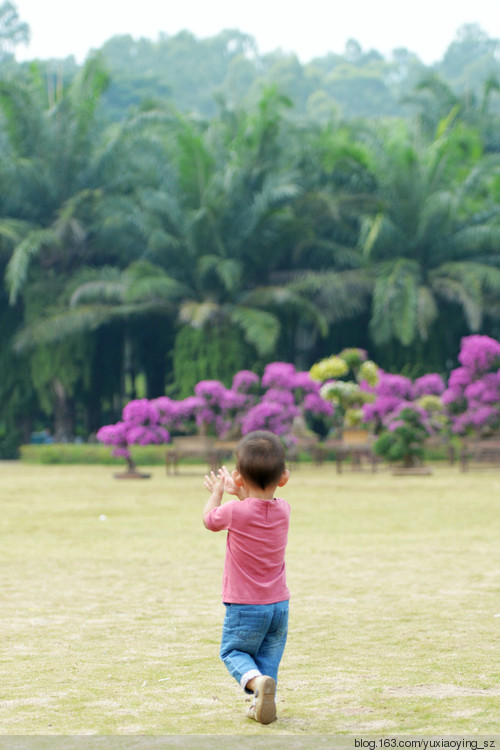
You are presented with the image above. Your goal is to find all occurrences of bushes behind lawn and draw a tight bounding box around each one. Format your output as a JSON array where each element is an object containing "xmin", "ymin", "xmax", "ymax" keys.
[
  {"xmin": 19, "ymin": 440, "xmax": 456, "ymax": 466},
  {"xmin": 19, "ymin": 443, "xmax": 168, "ymax": 465}
]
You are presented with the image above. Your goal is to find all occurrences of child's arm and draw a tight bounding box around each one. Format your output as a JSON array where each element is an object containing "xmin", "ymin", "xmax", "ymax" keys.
[{"xmin": 202, "ymin": 471, "xmax": 225, "ymax": 528}]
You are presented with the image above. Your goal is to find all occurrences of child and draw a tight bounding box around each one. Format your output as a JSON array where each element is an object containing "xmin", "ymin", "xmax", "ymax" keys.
[{"xmin": 202, "ymin": 430, "xmax": 291, "ymax": 725}]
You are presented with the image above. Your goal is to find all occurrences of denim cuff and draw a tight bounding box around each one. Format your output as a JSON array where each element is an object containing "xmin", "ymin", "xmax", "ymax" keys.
[{"xmin": 240, "ymin": 669, "xmax": 261, "ymax": 692}]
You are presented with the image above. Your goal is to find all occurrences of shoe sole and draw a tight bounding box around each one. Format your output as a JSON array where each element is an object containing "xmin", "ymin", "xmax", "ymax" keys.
[{"xmin": 253, "ymin": 676, "xmax": 277, "ymax": 724}]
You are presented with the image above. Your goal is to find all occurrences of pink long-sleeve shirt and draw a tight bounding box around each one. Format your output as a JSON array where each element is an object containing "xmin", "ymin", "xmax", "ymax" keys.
[{"xmin": 204, "ymin": 496, "xmax": 290, "ymax": 604}]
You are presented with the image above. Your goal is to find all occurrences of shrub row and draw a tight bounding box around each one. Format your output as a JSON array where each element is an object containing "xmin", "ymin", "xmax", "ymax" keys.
[
  {"xmin": 19, "ymin": 444, "xmax": 169, "ymax": 465},
  {"xmin": 19, "ymin": 440, "xmax": 454, "ymax": 466}
]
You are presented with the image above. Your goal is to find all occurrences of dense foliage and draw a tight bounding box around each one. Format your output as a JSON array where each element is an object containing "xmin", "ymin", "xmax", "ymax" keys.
[{"xmin": 1, "ymin": 8, "xmax": 500, "ymax": 455}]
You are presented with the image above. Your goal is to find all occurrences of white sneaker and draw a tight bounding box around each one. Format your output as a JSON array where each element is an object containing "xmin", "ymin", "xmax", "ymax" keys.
[{"xmin": 246, "ymin": 675, "xmax": 276, "ymax": 724}]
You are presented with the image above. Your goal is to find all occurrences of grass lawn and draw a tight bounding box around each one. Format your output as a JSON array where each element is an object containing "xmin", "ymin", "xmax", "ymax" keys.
[{"xmin": 0, "ymin": 460, "xmax": 499, "ymax": 736}]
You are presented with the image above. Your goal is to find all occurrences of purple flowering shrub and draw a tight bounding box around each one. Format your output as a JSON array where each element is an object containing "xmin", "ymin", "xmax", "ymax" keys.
[
  {"xmin": 261, "ymin": 362, "xmax": 298, "ymax": 390},
  {"xmin": 96, "ymin": 422, "xmax": 130, "ymax": 460},
  {"xmin": 241, "ymin": 363, "xmax": 333, "ymax": 441},
  {"xmin": 241, "ymin": 400, "xmax": 299, "ymax": 438},
  {"xmin": 232, "ymin": 370, "xmax": 260, "ymax": 393},
  {"xmin": 193, "ymin": 380, "xmax": 232, "ymax": 437},
  {"xmin": 442, "ymin": 335, "xmax": 500, "ymax": 435},
  {"xmin": 362, "ymin": 373, "xmax": 446, "ymax": 428},
  {"xmin": 412, "ymin": 373, "xmax": 447, "ymax": 398},
  {"xmin": 153, "ymin": 395, "xmax": 204, "ymax": 432},
  {"xmin": 456, "ymin": 335, "xmax": 500, "ymax": 375},
  {"xmin": 361, "ymin": 371, "xmax": 447, "ymax": 466},
  {"xmin": 191, "ymin": 379, "xmax": 257, "ymax": 438},
  {"xmin": 97, "ymin": 398, "xmax": 171, "ymax": 472}
]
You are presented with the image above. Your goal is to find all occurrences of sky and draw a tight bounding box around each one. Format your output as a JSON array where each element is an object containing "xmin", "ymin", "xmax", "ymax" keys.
[{"xmin": 13, "ymin": 0, "xmax": 500, "ymax": 66}]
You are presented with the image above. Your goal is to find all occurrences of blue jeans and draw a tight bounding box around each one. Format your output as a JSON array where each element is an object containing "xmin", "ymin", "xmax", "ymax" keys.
[{"xmin": 219, "ymin": 600, "xmax": 289, "ymax": 692}]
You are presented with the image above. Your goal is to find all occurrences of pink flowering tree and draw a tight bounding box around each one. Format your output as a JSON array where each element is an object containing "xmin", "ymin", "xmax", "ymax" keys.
[
  {"xmin": 241, "ymin": 397, "xmax": 299, "ymax": 439},
  {"xmin": 241, "ymin": 362, "xmax": 333, "ymax": 443},
  {"xmin": 153, "ymin": 395, "xmax": 205, "ymax": 433},
  {"xmin": 361, "ymin": 371, "xmax": 447, "ymax": 467},
  {"xmin": 192, "ymin": 380, "xmax": 233, "ymax": 437},
  {"xmin": 190, "ymin": 377, "xmax": 258, "ymax": 438},
  {"xmin": 442, "ymin": 335, "xmax": 500, "ymax": 436},
  {"xmin": 97, "ymin": 398, "xmax": 171, "ymax": 473}
]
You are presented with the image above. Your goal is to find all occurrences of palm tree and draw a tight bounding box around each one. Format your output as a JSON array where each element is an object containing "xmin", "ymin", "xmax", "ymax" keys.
[
  {"xmin": 270, "ymin": 119, "xmax": 378, "ymax": 365},
  {"xmin": 403, "ymin": 72, "xmax": 500, "ymax": 153},
  {"xmin": 0, "ymin": 55, "xmax": 117, "ymax": 303},
  {"xmin": 0, "ymin": 55, "xmax": 124, "ymax": 437},
  {"xmin": 358, "ymin": 121, "xmax": 500, "ymax": 367},
  {"xmin": 105, "ymin": 91, "xmax": 328, "ymax": 392}
]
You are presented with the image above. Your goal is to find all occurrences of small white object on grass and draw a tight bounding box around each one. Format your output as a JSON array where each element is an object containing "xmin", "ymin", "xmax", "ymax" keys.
[{"xmin": 99, "ymin": 514, "xmax": 107, "ymax": 521}]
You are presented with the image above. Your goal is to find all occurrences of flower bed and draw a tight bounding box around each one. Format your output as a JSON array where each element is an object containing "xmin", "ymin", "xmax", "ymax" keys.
[{"xmin": 89, "ymin": 336, "xmax": 500, "ymax": 472}]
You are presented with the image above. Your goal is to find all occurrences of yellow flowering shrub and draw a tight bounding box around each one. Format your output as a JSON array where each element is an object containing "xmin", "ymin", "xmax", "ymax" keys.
[{"xmin": 310, "ymin": 356, "xmax": 349, "ymax": 382}]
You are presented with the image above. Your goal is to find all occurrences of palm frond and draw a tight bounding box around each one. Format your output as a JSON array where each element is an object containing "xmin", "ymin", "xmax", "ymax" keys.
[
  {"xmin": 229, "ymin": 306, "xmax": 280, "ymax": 356},
  {"xmin": 359, "ymin": 213, "xmax": 384, "ymax": 258},
  {"xmin": 359, "ymin": 214, "xmax": 406, "ymax": 260},
  {"xmin": 70, "ymin": 280, "xmax": 126, "ymax": 308},
  {"xmin": 0, "ymin": 77, "xmax": 45, "ymax": 155},
  {"xmin": 137, "ymin": 187, "xmax": 186, "ymax": 236},
  {"xmin": 418, "ymin": 190, "xmax": 454, "ymax": 242},
  {"xmin": 292, "ymin": 238, "xmax": 362, "ymax": 270},
  {"xmin": 430, "ymin": 264, "xmax": 483, "ymax": 330},
  {"xmin": 197, "ymin": 255, "xmax": 242, "ymax": 293},
  {"xmin": 13, "ymin": 306, "xmax": 112, "ymax": 351},
  {"xmin": 54, "ymin": 189, "xmax": 97, "ymax": 228},
  {"xmin": 6, "ymin": 228, "xmax": 58, "ymax": 303},
  {"xmin": 65, "ymin": 54, "xmax": 110, "ymax": 150},
  {"xmin": 416, "ymin": 286, "xmax": 438, "ymax": 341},
  {"xmin": 0, "ymin": 218, "xmax": 33, "ymax": 247},
  {"xmin": 236, "ymin": 173, "xmax": 300, "ymax": 244},
  {"xmin": 450, "ymin": 225, "xmax": 500, "ymax": 256},
  {"xmin": 370, "ymin": 259, "xmax": 421, "ymax": 346},
  {"xmin": 126, "ymin": 275, "xmax": 190, "ymax": 305},
  {"xmin": 179, "ymin": 301, "xmax": 220, "ymax": 328},
  {"xmin": 273, "ymin": 270, "xmax": 372, "ymax": 324},
  {"xmin": 243, "ymin": 285, "xmax": 329, "ymax": 337}
]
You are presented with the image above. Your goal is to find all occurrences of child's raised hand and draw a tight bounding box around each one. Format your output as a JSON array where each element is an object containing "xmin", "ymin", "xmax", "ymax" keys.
[
  {"xmin": 204, "ymin": 470, "xmax": 224, "ymax": 495},
  {"xmin": 218, "ymin": 465, "xmax": 238, "ymax": 495},
  {"xmin": 218, "ymin": 465, "xmax": 246, "ymax": 500}
]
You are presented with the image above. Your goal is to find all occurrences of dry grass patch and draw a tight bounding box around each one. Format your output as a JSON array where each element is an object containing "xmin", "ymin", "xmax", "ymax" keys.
[{"xmin": 0, "ymin": 461, "xmax": 499, "ymax": 735}]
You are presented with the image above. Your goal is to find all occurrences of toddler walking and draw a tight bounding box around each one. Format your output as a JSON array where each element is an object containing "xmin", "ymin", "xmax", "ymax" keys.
[{"xmin": 203, "ymin": 430, "xmax": 291, "ymax": 724}]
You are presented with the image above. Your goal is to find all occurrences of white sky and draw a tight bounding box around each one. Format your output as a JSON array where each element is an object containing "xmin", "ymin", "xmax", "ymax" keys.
[{"xmin": 13, "ymin": 0, "xmax": 500, "ymax": 65}]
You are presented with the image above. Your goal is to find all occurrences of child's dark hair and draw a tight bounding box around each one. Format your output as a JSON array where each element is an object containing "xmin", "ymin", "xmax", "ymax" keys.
[{"xmin": 236, "ymin": 431, "xmax": 286, "ymax": 490}]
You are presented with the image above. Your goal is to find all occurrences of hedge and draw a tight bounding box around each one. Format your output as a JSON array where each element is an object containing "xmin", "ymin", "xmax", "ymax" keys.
[
  {"xmin": 19, "ymin": 440, "xmax": 456, "ymax": 466},
  {"xmin": 19, "ymin": 444, "xmax": 169, "ymax": 465}
]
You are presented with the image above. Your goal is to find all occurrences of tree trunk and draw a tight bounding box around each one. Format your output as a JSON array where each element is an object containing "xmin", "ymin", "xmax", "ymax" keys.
[
  {"xmin": 51, "ymin": 378, "xmax": 74, "ymax": 442},
  {"xmin": 125, "ymin": 454, "xmax": 137, "ymax": 473}
]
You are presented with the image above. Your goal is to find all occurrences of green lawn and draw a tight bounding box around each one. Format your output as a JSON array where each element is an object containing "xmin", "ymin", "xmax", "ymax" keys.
[{"xmin": 0, "ymin": 461, "xmax": 499, "ymax": 736}]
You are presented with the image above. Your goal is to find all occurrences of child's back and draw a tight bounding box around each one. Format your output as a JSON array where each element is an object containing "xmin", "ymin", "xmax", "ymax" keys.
[{"xmin": 209, "ymin": 495, "xmax": 290, "ymax": 604}]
